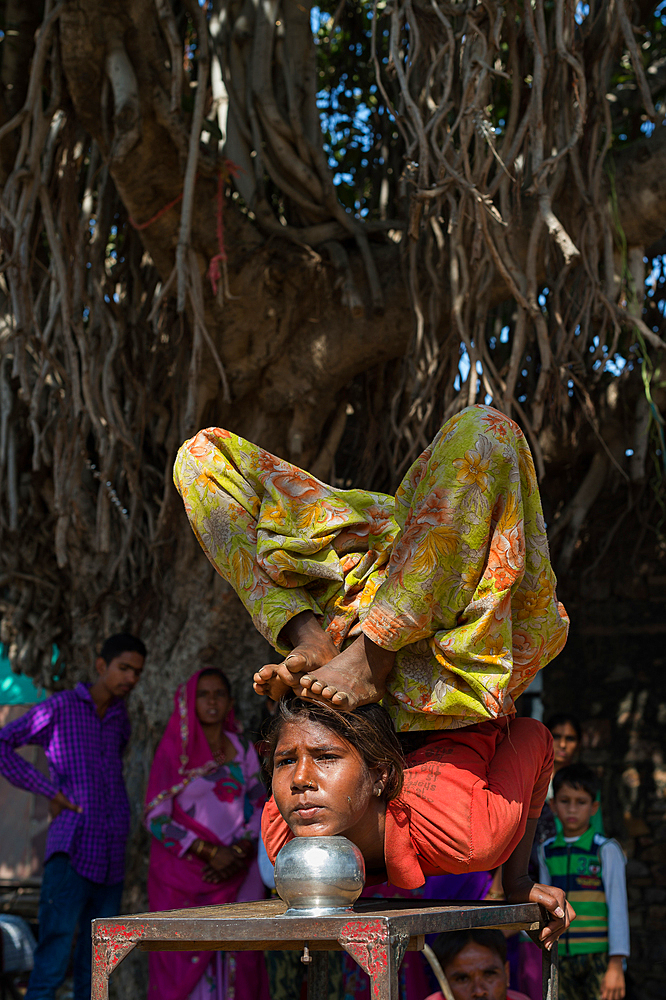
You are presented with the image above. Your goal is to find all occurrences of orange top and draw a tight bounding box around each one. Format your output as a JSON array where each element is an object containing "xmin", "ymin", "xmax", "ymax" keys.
[{"xmin": 262, "ymin": 717, "xmax": 553, "ymax": 890}]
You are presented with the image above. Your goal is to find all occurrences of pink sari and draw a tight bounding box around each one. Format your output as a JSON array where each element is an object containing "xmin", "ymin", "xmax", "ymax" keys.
[{"xmin": 145, "ymin": 671, "xmax": 269, "ymax": 1000}]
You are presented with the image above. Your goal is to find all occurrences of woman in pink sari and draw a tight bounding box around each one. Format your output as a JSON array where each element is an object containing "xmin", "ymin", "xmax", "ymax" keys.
[{"xmin": 145, "ymin": 668, "xmax": 269, "ymax": 1000}]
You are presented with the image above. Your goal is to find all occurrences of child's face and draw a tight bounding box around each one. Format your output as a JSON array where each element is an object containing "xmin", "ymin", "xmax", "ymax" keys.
[
  {"xmin": 271, "ymin": 718, "xmax": 380, "ymax": 840},
  {"xmin": 552, "ymin": 782, "xmax": 598, "ymax": 838}
]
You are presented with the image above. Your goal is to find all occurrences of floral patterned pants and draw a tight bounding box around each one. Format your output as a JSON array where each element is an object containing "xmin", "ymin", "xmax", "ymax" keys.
[{"xmin": 174, "ymin": 405, "xmax": 569, "ymax": 732}]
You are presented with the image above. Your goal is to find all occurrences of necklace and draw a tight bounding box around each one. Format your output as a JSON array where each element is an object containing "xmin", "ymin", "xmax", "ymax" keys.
[
  {"xmin": 209, "ymin": 738, "xmax": 226, "ymax": 765},
  {"xmin": 205, "ymin": 726, "xmax": 227, "ymax": 765}
]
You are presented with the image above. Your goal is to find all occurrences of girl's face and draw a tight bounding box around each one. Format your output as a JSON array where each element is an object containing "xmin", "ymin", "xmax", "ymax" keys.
[
  {"xmin": 551, "ymin": 722, "xmax": 579, "ymax": 768},
  {"xmin": 195, "ymin": 674, "xmax": 231, "ymax": 727},
  {"xmin": 271, "ymin": 719, "xmax": 383, "ymax": 840}
]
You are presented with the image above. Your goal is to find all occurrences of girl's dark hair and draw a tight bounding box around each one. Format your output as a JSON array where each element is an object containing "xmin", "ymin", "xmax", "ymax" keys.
[
  {"xmin": 265, "ymin": 698, "xmax": 405, "ymax": 801},
  {"xmin": 546, "ymin": 713, "xmax": 582, "ymax": 742},
  {"xmin": 197, "ymin": 666, "xmax": 232, "ymax": 696}
]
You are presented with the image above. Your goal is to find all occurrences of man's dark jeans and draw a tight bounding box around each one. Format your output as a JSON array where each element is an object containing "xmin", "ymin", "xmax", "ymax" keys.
[{"xmin": 25, "ymin": 853, "xmax": 123, "ymax": 1000}]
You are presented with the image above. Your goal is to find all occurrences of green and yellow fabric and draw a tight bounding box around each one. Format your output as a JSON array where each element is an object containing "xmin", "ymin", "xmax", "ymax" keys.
[{"xmin": 174, "ymin": 405, "xmax": 569, "ymax": 732}]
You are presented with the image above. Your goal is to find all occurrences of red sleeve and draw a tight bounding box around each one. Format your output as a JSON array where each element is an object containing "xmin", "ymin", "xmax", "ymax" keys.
[{"xmin": 261, "ymin": 795, "xmax": 293, "ymax": 864}]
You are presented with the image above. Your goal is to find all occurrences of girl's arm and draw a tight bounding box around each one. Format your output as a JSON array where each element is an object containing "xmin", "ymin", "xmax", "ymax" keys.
[{"xmin": 502, "ymin": 816, "xmax": 575, "ymax": 950}]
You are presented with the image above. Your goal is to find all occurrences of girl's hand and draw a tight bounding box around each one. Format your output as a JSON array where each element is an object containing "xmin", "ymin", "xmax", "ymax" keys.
[{"xmin": 506, "ymin": 876, "xmax": 575, "ymax": 950}]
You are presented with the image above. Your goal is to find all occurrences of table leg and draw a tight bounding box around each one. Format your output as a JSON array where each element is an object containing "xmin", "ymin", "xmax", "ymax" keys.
[
  {"xmin": 307, "ymin": 951, "xmax": 329, "ymax": 1000},
  {"xmin": 339, "ymin": 921, "xmax": 409, "ymax": 1000},
  {"xmin": 542, "ymin": 942, "xmax": 558, "ymax": 1000},
  {"xmin": 90, "ymin": 921, "xmax": 141, "ymax": 1000}
]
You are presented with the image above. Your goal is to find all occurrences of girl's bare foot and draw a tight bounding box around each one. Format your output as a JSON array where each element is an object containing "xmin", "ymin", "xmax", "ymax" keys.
[
  {"xmin": 297, "ymin": 632, "xmax": 396, "ymax": 709},
  {"xmin": 253, "ymin": 611, "xmax": 338, "ymax": 700}
]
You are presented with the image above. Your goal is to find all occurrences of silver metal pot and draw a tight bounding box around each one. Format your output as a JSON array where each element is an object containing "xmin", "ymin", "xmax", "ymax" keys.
[{"xmin": 274, "ymin": 836, "xmax": 366, "ymax": 915}]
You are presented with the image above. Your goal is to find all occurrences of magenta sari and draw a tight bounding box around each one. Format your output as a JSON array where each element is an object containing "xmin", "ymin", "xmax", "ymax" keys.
[{"xmin": 144, "ymin": 671, "xmax": 269, "ymax": 1000}]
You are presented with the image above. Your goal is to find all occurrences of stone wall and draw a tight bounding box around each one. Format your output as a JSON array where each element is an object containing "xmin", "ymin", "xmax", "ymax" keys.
[{"xmin": 543, "ymin": 596, "xmax": 666, "ymax": 1000}]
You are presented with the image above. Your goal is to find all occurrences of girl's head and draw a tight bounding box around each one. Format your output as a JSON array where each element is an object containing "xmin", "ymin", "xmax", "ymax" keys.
[
  {"xmin": 266, "ymin": 698, "xmax": 404, "ymax": 840},
  {"xmin": 194, "ymin": 667, "xmax": 232, "ymax": 727},
  {"xmin": 546, "ymin": 713, "xmax": 581, "ymax": 771}
]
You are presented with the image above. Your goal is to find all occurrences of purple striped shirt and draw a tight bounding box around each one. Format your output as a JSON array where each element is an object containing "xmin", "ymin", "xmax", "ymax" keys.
[{"xmin": 0, "ymin": 683, "xmax": 131, "ymax": 884}]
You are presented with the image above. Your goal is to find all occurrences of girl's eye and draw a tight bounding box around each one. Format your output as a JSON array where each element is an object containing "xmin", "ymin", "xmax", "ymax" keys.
[
  {"xmin": 274, "ymin": 757, "xmax": 294, "ymax": 767},
  {"xmin": 318, "ymin": 754, "xmax": 339, "ymax": 762}
]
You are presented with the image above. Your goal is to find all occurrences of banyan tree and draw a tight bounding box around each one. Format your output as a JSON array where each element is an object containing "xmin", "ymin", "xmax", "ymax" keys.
[{"xmin": 0, "ymin": 1, "xmax": 666, "ymax": 971}]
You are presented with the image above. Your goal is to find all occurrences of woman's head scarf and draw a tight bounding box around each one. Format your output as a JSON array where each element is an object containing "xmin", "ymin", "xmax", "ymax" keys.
[{"xmin": 145, "ymin": 668, "xmax": 237, "ymax": 814}]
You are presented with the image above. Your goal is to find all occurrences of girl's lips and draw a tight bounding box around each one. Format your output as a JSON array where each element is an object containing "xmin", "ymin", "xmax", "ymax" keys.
[{"xmin": 293, "ymin": 803, "xmax": 323, "ymax": 818}]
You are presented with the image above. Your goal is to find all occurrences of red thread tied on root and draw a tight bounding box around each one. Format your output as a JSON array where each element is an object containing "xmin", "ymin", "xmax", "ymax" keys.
[
  {"xmin": 129, "ymin": 160, "xmax": 240, "ymax": 296},
  {"xmin": 207, "ymin": 160, "xmax": 240, "ymax": 296}
]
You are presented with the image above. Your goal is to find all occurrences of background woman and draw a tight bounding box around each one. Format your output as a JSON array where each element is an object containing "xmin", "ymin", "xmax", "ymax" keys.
[
  {"xmin": 549, "ymin": 713, "xmax": 582, "ymax": 777},
  {"xmin": 145, "ymin": 668, "xmax": 269, "ymax": 1000}
]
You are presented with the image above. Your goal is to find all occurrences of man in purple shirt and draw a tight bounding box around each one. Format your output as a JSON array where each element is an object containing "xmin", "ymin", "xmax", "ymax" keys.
[{"xmin": 0, "ymin": 633, "xmax": 146, "ymax": 1000}]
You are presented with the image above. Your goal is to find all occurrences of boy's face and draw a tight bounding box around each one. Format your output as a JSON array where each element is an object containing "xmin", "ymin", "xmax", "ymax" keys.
[
  {"xmin": 96, "ymin": 651, "xmax": 144, "ymax": 698},
  {"xmin": 552, "ymin": 782, "xmax": 598, "ymax": 838}
]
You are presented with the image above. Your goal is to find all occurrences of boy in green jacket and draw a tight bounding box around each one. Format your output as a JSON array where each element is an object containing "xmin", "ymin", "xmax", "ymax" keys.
[{"xmin": 539, "ymin": 764, "xmax": 629, "ymax": 1000}]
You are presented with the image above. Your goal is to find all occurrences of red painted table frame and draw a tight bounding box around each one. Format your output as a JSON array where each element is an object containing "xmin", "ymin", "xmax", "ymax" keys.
[{"xmin": 91, "ymin": 898, "xmax": 557, "ymax": 1000}]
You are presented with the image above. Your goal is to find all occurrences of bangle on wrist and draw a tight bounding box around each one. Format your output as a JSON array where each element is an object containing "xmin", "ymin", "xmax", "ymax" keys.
[{"xmin": 208, "ymin": 845, "xmax": 218, "ymax": 861}]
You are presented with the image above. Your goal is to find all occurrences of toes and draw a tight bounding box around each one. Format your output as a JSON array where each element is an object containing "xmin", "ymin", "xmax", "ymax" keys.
[
  {"xmin": 331, "ymin": 691, "xmax": 349, "ymax": 705},
  {"xmin": 301, "ymin": 683, "xmax": 340, "ymax": 702},
  {"xmin": 319, "ymin": 685, "xmax": 339, "ymax": 700},
  {"xmin": 276, "ymin": 663, "xmax": 303, "ymax": 688},
  {"xmin": 257, "ymin": 665, "xmax": 277, "ymax": 680},
  {"xmin": 267, "ymin": 677, "xmax": 291, "ymax": 700},
  {"xmin": 284, "ymin": 652, "xmax": 308, "ymax": 675}
]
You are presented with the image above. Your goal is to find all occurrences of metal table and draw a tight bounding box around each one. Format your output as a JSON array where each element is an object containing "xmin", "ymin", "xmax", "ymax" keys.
[{"xmin": 91, "ymin": 897, "xmax": 557, "ymax": 1000}]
